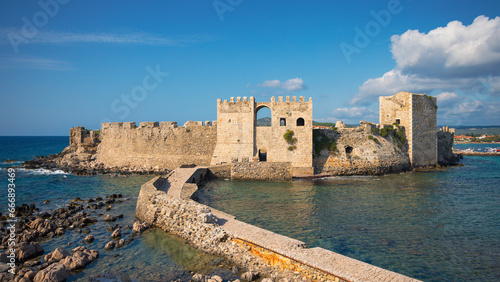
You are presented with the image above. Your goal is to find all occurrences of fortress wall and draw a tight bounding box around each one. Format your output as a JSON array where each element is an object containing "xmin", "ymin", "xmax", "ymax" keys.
[
  {"xmin": 230, "ymin": 162, "xmax": 292, "ymax": 181},
  {"xmin": 96, "ymin": 121, "xmax": 217, "ymax": 171},
  {"xmin": 411, "ymin": 95, "xmax": 437, "ymax": 167}
]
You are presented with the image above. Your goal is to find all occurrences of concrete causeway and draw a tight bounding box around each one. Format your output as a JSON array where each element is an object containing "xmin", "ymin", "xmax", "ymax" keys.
[{"xmin": 151, "ymin": 167, "xmax": 421, "ymax": 282}]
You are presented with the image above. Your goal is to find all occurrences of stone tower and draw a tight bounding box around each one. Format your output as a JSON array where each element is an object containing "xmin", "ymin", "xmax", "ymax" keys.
[
  {"xmin": 379, "ymin": 91, "xmax": 437, "ymax": 167},
  {"xmin": 211, "ymin": 96, "xmax": 313, "ymax": 175}
]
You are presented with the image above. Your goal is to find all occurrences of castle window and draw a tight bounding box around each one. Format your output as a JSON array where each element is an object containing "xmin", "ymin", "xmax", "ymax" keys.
[
  {"xmin": 396, "ymin": 119, "xmax": 400, "ymax": 125},
  {"xmin": 296, "ymin": 117, "xmax": 305, "ymax": 126},
  {"xmin": 280, "ymin": 118, "xmax": 286, "ymax": 126}
]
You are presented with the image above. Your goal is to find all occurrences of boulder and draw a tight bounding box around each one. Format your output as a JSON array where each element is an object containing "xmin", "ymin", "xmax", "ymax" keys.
[
  {"xmin": 111, "ymin": 228, "xmax": 121, "ymax": 238},
  {"xmin": 104, "ymin": 241, "xmax": 115, "ymax": 250},
  {"xmin": 102, "ymin": 214, "xmax": 118, "ymax": 222},
  {"xmin": 85, "ymin": 235, "xmax": 95, "ymax": 243},
  {"xmin": 44, "ymin": 247, "xmax": 71, "ymax": 264},
  {"xmin": 60, "ymin": 247, "xmax": 98, "ymax": 271},
  {"xmin": 29, "ymin": 218, "xmax": 56, "ymax": 233},
  {"xmin": 33, "ymin": 263, "xmax": 67, "ymax": 282},
  {"xmin": 17, "ymin": 242, "xmax": 44, "ymax": 262},
  {"xmin": 132, "ymin": 221, "xmax": 150, "ymax": 233}
]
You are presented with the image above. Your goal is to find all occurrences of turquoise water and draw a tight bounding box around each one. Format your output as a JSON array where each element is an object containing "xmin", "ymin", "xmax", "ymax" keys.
[
  {"xmin": 197, "ymin": 157, "xmax": 500, "ymax": 281},
  {"xmin": 1, "ymin": 137, "xmax": 499, "ymax": 281}
]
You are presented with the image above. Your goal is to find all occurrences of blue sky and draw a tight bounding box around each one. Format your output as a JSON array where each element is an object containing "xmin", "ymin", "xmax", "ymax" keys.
[{"xmin": 1, "ymin": 0, "xmax": 499, "ymax": 135}]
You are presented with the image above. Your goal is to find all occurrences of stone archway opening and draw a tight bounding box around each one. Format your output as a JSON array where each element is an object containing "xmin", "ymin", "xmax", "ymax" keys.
[{"xmin": 255, "ymin": 106, "xmax": 271, "ymax": 127}]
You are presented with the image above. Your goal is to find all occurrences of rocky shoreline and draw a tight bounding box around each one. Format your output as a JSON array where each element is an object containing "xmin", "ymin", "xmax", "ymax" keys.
[
  {"xmin": 0, "ymin": 194, "xmax": 134, "ymax": 281},
  {"xmin": 20, "ymin": 146, "xmax": 171, "ymax": 176},
  {"xmin": 0, "ymin": 192, "xmax": 294, "ymax": 282}
]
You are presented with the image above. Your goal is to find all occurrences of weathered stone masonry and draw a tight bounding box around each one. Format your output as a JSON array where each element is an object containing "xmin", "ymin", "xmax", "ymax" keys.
[{"xmin": 96, "ymin": 121, "xmax": 217, "ymax": 171}]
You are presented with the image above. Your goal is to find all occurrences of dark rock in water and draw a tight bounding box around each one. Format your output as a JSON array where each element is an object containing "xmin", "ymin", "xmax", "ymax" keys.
[
  {"xmin": 85, "ymin": 235, "xmax": 94, "ymax": 243},
  {"xmin": 17, "ymin": 242, "xmax": 44, "ymax": 262},
  {"xmin": 102, "ymin": 214, "xmax": 118, "ymax": 222},
  {"xmin": 43, "ymin": 200, "xmax": 50, "ymax": 204},
  {"xmin": 33, "ymin": 262, "xmax": 67, "ymax": 282},
  {"xmin": 71, "ymin": 197, "xmax": 83, "ymax": 202},
  {"xmin": 104, "ymin": 241, "xmax": 115, "ymax": 250},
  {"xmin": 4, "ymin": 159, "xmax": 16, "ymax": 163},
  {"xmin": 110, "ymin": 228, "xmax": 121, "ymax": 239}
]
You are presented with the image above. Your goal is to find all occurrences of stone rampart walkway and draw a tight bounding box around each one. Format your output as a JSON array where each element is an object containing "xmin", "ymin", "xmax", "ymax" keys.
[{"xmin": 159, "ymin": 167, "xmax": 202, "ymax": 198}]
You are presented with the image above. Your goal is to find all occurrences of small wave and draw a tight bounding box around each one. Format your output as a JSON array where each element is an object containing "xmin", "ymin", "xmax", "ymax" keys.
[
  {"xmin": 16, "ymin": 168, "xmax": 70, "ymax": 175},
  {"xmin": 1, "ymin": 160, "xmax": 24, "ymax": 165}
]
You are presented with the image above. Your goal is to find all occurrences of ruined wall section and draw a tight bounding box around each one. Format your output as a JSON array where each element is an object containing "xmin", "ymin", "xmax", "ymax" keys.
[
  {"xmin": 211, "ymin": 97, "xmax": 255, "ymax": 165},
  {"xmin": 96, "ymin": 121, "xmax": 216, "ymax": 172},
  {"xmin": 314, "ymin": 127, "xmax": 411, "ymax": 175},
  {"xmin": 380, "ymin": 92, "xmax": 412, "ymax": 157},
  {"xmin": 411, "ymin": 94, "xmax": 437, "ymax": 167}
]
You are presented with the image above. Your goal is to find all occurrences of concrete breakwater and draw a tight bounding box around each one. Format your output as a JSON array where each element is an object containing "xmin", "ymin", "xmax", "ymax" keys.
[{"xmin": 135, "ymin": 167, "xmax": 421, "ymax": 282}]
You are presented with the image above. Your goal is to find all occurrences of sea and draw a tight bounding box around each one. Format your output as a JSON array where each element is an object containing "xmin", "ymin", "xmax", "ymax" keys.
[{"xmin": 0, "ymin": 136, "xmax": 499, "ymax": 281}]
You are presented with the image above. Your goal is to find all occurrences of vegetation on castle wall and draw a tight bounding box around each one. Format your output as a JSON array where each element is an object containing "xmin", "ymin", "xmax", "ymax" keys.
[
  {"xmin": 313, "ymin": 130, "xmax": 337, "ymax": 156},
  {"xmin": 284, "ymin": 130, "xmax": 298, "ymax": 151},
  {"xmin": 380, "ymin": 128, "xmax": 388, "ymax": 137}
]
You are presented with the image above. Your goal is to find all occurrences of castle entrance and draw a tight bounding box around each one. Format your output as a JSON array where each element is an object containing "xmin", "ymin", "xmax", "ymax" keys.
[{"xmin": 258, "ymin": 149, "xmax": 267, "ymax": 162}]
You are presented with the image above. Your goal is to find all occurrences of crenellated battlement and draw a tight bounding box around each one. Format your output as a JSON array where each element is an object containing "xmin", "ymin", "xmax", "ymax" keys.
[
  {"xmin": 217, "ymin": 96, "xmax": 311, "ymax": 105},
  {"xmin": 101, "ymin": 121, "xmax": 216, "ymax": 131}
]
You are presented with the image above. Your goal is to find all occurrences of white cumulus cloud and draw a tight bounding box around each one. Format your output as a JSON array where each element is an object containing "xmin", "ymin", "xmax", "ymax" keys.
[
  {"xmin": 351, "ymin": 15, "xmax": 500, "ymax": 107},
  {"xmin": 258, "ymin": 78, "xmax": 306, "ymax": 92}
]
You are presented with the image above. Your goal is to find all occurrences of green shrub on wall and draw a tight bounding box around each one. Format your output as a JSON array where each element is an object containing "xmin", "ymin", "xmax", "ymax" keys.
[
  {"xmin": 284, "ymin": 130, "xmax": 297, "ymax": 151},
  {"xmin": 313, "ymin": 130, "xmax": 338, "ymax": 156}
]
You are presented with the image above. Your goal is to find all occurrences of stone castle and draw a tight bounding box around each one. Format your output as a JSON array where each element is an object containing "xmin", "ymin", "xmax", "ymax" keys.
[{"xmin": 59, "ymin": 91, "xmax": 455, "ymax": 179}]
